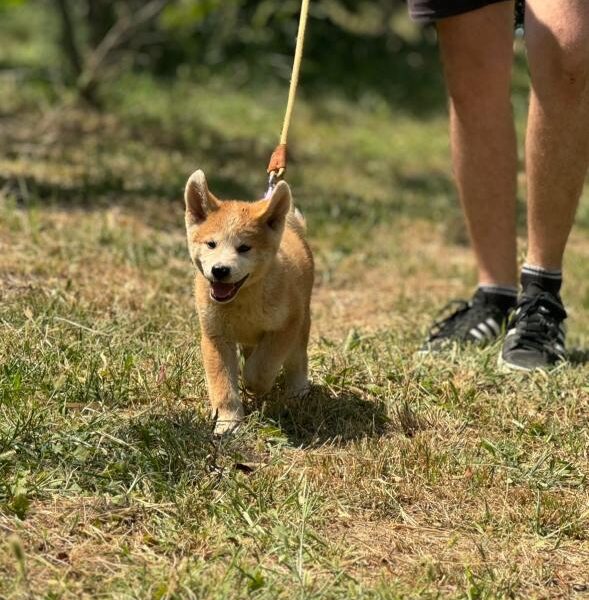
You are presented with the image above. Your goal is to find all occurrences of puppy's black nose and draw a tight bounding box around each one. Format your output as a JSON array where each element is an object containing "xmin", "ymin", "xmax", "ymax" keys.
[{"xmin": 212, "ymin": 265, "xmax": 230, "ymax": 280}]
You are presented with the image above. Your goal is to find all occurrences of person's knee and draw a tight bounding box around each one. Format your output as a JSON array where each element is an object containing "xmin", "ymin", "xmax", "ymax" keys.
[
  {"xmin": 442, "ymin": 49, "xmax": 512, "ymax": 118},
  {"xmin": 530, "ymin": 36, "xmax": 589, "ymax": 102},
  {"xmin": 446, "ymin": 74, "xmax": 511, "ymax": 121},
  {"xmin": 558, "ymin": 42, "xmax": 589, "ymax": 95},
  {"xmin": 437, "ymin": 4, "xmax": 514, "ymax": 117}
]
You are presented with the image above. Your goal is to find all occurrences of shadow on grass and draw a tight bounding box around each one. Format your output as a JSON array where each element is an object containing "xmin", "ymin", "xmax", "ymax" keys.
[
  {"xmin": 0, "ymin": 57, "xmax": 455, "ymax": 229},
  {"xmin": 568, "ymin": 348, "xmax": 589, "ymax": 366},
  {"xmin": 120, "ymin": 408, "xmax": 216, "ymax": 484},
  {"xmin": 259, "ymin": 384, "xmax": 389, "ymax": 447},
  {"xmin": 0, "ymin": 172, "xmax": 252, "ymax": 209},
  {"xmin": 0, "ymin": 109, "xmax": 257, "ymax": 210}
]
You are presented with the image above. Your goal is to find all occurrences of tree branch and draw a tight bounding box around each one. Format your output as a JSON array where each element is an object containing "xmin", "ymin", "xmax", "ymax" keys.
[{"xmin": 77, "ymin": 0, "xmax": 169, "ymax": 103}]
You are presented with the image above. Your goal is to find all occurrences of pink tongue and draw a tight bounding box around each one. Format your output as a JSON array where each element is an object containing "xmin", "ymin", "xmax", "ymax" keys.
[{"xmin": 212, "ymin": 282, "xmax": 235, "ymax": 299}]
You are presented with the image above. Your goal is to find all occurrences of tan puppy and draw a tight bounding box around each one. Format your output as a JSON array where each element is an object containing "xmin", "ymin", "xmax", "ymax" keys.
[{"xmin": 184, "ymin": 170, "xmax": 314, "ymax": 435}]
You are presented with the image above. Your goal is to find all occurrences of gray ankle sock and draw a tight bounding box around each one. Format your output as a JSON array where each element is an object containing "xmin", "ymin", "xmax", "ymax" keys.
[{"xmin": 521, "ymin": 264, "xmax": 562, "ymax": 296}]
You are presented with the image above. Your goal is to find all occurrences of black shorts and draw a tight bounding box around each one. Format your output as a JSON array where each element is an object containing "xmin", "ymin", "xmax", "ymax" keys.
[{"xmin": 407, "ymin": 0, "xmax": 511, "ymax": 24}]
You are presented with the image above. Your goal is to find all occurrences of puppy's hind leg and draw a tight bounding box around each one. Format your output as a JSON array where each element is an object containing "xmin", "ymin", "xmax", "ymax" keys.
[
  {"xmin": 284, "ymin": 315, "xmax": 311, "ymax": 397},
  {"xmin": 243, "ymin": 330, "xmax": 293, "ymax": 396}
]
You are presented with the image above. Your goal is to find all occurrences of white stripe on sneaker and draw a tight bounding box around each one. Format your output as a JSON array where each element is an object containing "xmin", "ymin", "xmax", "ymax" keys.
[
  {"xmin": 486, "ymin": 318, "xmax": 501, "ymax": 335},
  {"xmin": 469, "ymin": 327, "xmax": 485, "ymax": 341},
  {"xmin": 477, "ymin": 322, "xmax": 493, "ymax": 338}
]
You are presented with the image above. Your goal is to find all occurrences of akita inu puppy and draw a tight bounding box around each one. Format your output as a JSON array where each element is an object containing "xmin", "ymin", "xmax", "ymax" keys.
[{"xmin": 184, "ymin": 170, "xmax": 314, "ymax": 435}]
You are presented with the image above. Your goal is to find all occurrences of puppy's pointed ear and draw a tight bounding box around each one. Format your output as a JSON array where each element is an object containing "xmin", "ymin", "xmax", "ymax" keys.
[
  {"xmin": 185, "ymin": 170, "xmax": 220, "ymax": 225},
  {"xmin": 259, "ymin": 181, "xmax": 292, "ymax": 231}
]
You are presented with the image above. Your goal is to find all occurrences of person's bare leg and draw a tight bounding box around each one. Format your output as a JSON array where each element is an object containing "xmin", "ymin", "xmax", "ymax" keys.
[
  {"xmin": 437, "ymin": 2, "xmax": 518, "ymax": 287},
  {"xmin": 525, "ymin": 0, "xmax": 589, "ymax": 270},
  {"xmin": 499, "ymin": 1, "xmax": 589, "ymax": 370}
]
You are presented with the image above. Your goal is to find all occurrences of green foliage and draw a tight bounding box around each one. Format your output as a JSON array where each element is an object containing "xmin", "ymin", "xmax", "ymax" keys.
[
  {"xmin": 0, "ymin": 0, "xmax": 432, "ymax": 103},
  {"xmin": 0, "ymin": 0, "xmax": 26, "ymax": 10},
  {"xmin": 153, "ymin": 0, "xmax": 427, "ymax": 86}
]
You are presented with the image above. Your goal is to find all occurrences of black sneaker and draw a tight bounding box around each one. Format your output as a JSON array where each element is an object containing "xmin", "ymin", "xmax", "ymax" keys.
[
  {"xmin": 499, "ymin": 290, "xmax": 567, "ymax": 371},
  {"xmin": 419, "ymin": 289, "xmax": 514, "ymax": 353}
]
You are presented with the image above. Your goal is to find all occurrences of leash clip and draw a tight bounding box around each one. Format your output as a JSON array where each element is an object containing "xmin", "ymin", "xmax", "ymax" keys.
[{"xmin": 265, "ymin": 168, "xmax": 285, "ymax": 198}]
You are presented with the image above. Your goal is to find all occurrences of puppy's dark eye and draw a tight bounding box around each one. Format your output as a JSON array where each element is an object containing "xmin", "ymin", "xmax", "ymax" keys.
[
  {"xmin": 236, "ymin": 244, "xmax": 251, "ymax": 253},
  {"xmin": 206, "ymin": 241, "xmax": 216, "ymax": 249}
]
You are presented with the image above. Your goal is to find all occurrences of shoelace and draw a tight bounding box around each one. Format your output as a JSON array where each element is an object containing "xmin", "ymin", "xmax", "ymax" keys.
[{"xmin": 510, "ymin": 293, "xmax": 567, "ymax": 353}]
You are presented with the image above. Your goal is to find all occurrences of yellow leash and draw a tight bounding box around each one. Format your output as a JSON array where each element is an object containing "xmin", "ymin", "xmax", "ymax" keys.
[{"xmin": 266, "ymin": 0, "xmax": 311, "ymax": 197}]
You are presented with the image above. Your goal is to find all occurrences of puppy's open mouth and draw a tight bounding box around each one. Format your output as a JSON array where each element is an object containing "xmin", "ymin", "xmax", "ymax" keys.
[{"xmin": 210, "ymin": 275, "xmax": 248, "ymax": 303}]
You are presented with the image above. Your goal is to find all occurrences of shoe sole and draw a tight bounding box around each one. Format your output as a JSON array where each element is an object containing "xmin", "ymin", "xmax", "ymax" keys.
[
  {"xmin": 415, "ymin": 337, "xmax": 500, "ymax": 357},
  {"xmin": 496, "ymin": 353, "xmax": 567, "ymax": 374},
  {"xmin": 496, "ymin": 353, "xmax": 535, "ymax": 373},
  {"xmin": 414, "ymin": 343, "xmax": 459, "ymax": 358}
]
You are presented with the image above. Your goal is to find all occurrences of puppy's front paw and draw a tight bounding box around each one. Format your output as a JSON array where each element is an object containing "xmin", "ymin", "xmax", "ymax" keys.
[
  {"xmin": 213, "ymin": 418, "xmax": 243, "ymax": 437},
  {"xmin": 212, "ymin": 405, "xmax": 244, "ymax": 437}
]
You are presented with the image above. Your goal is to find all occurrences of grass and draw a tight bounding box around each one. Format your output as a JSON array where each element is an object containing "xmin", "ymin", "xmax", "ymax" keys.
[{"xmin": 1, "ymin": 8, "xmax": 589, "ymax": 598}]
